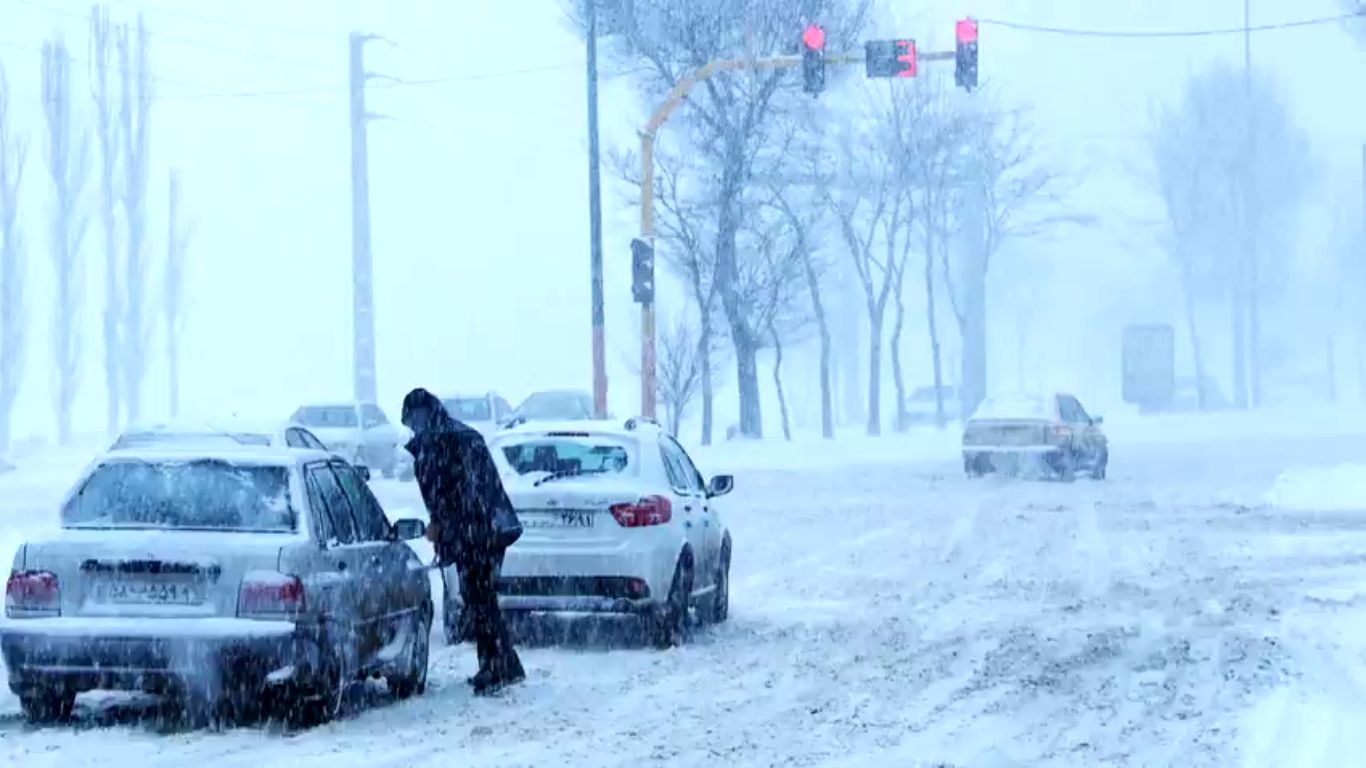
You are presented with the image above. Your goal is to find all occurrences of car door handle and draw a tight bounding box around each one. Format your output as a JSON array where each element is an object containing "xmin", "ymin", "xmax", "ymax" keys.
[
  {"xmin": 337, "ymin": 560, "xmax": 348, "ymax": 572},
  {"xmin": 370, "ymin": 555, "xmax": 382, "ymax": 567}
]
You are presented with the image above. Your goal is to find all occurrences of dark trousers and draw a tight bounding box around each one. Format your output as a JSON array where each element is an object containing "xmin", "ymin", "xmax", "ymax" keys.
[{"xmin": 458, "ymin": 549, "xmax": 523, "ymax": 681}]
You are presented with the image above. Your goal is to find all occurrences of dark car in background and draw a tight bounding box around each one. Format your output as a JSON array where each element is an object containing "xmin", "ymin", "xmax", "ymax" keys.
[{"xmin": 962, "ymin": 392, "xmax": 1108, "ymax": 481}]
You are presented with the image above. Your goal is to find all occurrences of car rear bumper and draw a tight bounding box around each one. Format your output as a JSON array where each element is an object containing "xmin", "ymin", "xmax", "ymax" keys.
[
  {"xmin": 0, "ymin": 617, "xmax": 320, "ymax": 696},
  {"xmin": 443, "ymin": 545, "xmax": 678, "ymax": 617}
]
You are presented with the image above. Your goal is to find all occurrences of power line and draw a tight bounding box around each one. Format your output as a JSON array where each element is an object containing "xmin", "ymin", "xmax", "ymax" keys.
[{"xmin": 979, "ymin": 11, "xmax": 1362, "ymax": 39}]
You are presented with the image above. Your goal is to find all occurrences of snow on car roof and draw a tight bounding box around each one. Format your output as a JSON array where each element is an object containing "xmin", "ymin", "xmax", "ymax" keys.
[
  {"xmin": 96, "ymin": 445, "xmax": 329, "ymax": 467},
  {"xmin": 970, "ymin": 394, "xmax": 1056, "ymax": 421},
  {"xmin": 120, "ymin": 417, "xmax": 295, "ymax": 436}
]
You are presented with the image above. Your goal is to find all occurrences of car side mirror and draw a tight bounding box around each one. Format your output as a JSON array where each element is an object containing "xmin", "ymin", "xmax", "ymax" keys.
[
  {"xmin": 1092, "ymin": 415, "xmax": 1104, "ymax": 425},
  {"xmin": 707, "ymin": 474, "xmax": 735, "ymax": 498},
  {"xmin": 392, "ymin": 518, "xmax": 426, "ymax": 542},
  {"xmin": 356, "ymin": 465, "xmax": 372, "ymax": 482}
]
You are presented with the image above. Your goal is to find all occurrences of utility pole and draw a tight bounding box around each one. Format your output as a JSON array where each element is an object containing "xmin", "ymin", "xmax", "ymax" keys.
[
  {"xmin": 1243, "ymin": 0, "xmax": 1261, "ymax": 408},
  {"xmin": 587, "ymin": 1, "xmax": 608, "ymax": 419},
  {"xmin": 349, "ymin": 32, "xmax": 382, "ymax": 405}
]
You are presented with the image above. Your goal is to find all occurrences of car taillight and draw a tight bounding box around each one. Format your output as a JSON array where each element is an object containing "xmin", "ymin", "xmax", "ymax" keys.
[
  {"xmin": 610, "ymin": 496, "xmax": 673, "ymax": 528},
  {"xmin": 6, "ymin": 570, "xmax": 60, "ymax": 617},
  {"xmin": 238, "ymin": 572, "xmax": 305, "ymax": 619}
]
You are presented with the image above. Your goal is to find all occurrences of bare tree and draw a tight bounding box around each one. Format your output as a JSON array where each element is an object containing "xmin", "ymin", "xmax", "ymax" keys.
[
  {"xmin": 574, "ymin": 0, "xmax": 871, "ymax": 438},
  {"xmin": 1148, "ymin": 63, "xmax": 1311, "ymax": 409},
  {"xmin": 42, "ymin": 38, "xmax": 91, "ymax": 445},
  {"xmin": 656, "ymin": 312, "xmax": 704, "ymax": 437},
  {"xmin": 748, "ymin": 216, "xmax": 809, "ymax": 442},
  {"xmin": 0, "ymin": 68, "xmax": 26, "ymax": 454},
  {"xmin": 165, "ymin": 169, "xmax": 190, "ymax": 418},
  {"xmin": 118, "ymin": 14, "xmax": 152, "ymax": 423},
  {"xmin": 769, "ymin": 180, "xmax": 834, "ymax": 439},
  {"xmin": 90, "ymin": 4, "xmax": 122, "ymax": 436},
  {"xmin": 941, "ymin": 101, "xmax": 1084, "ymax": 421}
]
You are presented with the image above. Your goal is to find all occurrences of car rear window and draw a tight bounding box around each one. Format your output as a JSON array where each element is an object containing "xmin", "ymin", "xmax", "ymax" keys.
[
  {"xmin": 497, "ymin": 436, "xmax": 635, "ymax": 477},
  {"xmin": 517, "ymin": 393, "xmax": 593, "ymax": 420},
  {"xmin": 972, "ymin": 395, "xmax": 1052, "ymax": 421},
  {"xmin": 63, "ymin": 459, "xmax": 296, "ymax": 532},
  {"xmin": 292, "ymin": 406, "xmax": 358, "ymax": 428},
  {"xmin": 444, "ymin": 398, "xmax": 493, "ymax": 422}
]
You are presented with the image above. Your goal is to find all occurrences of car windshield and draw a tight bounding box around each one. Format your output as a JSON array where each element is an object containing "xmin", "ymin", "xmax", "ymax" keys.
[
  {"xmin": 63, "ymin": 459, "xmax": 295, "ymax": 532},
  {"xmin": 498, "ymin": 437, "xmax": 634, "ymax": 477},
  {"xmin": 517, "ymin": 393, "xmax": 592, "ymax": 420},
  {"xmin": 971, "ymin": 395, "xmax": 1052, "ymax": 421},
  {"xmin": 444, "ymin": 398, "xmax": 493, "ymax": 422},
  {"xmin": 291, "ymin": 406, "xmax": 358, "ymax": 428}
]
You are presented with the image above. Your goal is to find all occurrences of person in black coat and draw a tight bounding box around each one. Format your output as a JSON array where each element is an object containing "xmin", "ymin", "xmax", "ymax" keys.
[{"xmin": 401, "ymin": 388, "xmax": 525, "ymax": 694}]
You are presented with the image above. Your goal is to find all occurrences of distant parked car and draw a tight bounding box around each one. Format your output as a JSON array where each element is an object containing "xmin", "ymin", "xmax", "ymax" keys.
[
  {"xmin": 502, "ymin": 390, "xmax": 599, "ymax": 428},
  {"xmin": 961, "ymin": 393, "xmax": 1108, "ymax": 481},
  {"xmin": 1, "ymin": 445, "xmax": 432, "ymax": 725},
  {"xmin": 442, "ymin": 392, "xmax": 514, "ymax": 436},
  {"xmin": 289, "ymin": 402, "xmax": 407, "ymax": 478},
  {"xmin": 904, "ymin": 385, "xmax": 960, "ymax": 426},
  {"xmin": 111, "ymin": 418, "xmax": 374, "ymax": 480}
]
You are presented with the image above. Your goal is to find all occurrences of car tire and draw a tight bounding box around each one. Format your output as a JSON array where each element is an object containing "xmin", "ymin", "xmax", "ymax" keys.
[
  {"xmin": 699, "ymin": 545, "xmax": 730, "ymax": 625},
  {"xmin": 387, "ymin": 606, "xmax": 431, "ymax": 699},
  {"xmin": 1091, "ymin": 450, "xmax": 1108, "ymax": 481},
  {"xmin": 18, "ymin": 685, "xmax": 76, "ymax": 724},
  {"xmin": 649, "ymin": 554, "xmax": 694, "ymax": 649},
  {"xmin": 1056, "ymin": 451, "xmax": 1077, "ymax": 483}
]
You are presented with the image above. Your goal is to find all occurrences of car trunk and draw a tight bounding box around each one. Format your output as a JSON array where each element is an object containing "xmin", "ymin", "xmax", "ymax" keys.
[
  {"xmin": 506, "ymin": 478, "xmax": 644, "ymax": 549},
  {"xmin": 966, "ymin": 418, "xmax": 1054, "ymax": 447},
  {"xmin": 22, "ymin": 529, "xmax": 294, "ymax": 620}
]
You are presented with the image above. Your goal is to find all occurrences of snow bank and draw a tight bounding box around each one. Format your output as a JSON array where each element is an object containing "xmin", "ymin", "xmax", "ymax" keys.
[
  {"xmin": 691, "ymin": 428, "xmax": 961, "ymax": 473},
  {"xmin": 1265, "ymin": 464, "xmax": 1366, "ymax": 511}
]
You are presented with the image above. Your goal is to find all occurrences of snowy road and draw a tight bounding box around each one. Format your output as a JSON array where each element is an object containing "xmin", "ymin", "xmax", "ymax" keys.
[{"xmin": 5, "ymin": 429, "xmax": 1366, "ymax": 766}]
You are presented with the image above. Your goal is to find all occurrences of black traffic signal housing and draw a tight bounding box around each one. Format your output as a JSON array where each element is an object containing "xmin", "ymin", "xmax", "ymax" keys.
[
  {"xmin": 955, "ymin": 18, "xmax": 978, "ymax": 91},
  {"xmin": 631, "ymin": 238, "xmax": 654, "ymax": 304},
  {"xmin": 801, "ymin": 24, "xmax": 825, "ymax": 95},
  {"xmin": 864, "ymin": 39, "xmax": 917, "ymax": 79}
]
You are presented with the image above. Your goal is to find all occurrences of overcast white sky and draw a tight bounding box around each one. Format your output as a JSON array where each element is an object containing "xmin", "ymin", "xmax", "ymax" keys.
[{"xmin": 1, "ymin": 0, "xmax": 1363, "ymax": 441}]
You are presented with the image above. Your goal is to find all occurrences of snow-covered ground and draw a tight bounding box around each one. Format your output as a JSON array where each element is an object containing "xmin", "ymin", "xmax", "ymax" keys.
[{"xmin": 3, "ymin": 415, "xmax": 1366, "ymax": 766}]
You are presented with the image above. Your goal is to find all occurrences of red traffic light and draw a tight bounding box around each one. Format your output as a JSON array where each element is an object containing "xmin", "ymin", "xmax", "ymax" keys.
[
  {"xmin": 802, "ymin": 24, "xmax": 826, "ymax": 51},
  {"xmin": 956, "ymin": 18, "xmax": 978, "ymax": 44}
]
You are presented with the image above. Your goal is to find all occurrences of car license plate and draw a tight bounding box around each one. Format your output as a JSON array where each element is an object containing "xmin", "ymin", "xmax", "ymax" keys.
[
  {"xmin": 92, "ymin": 577, "xmax": 205, "ymax": 605},
  {"xmin": 524, "ymin": 511, "xmax": 595, "ymax": 529}
]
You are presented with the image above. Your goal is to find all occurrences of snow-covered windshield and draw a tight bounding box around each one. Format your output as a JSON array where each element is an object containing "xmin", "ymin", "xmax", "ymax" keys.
[
  {"xmin": 971, "ymin": 395, "xmax": 1053, "ymax": 421},
  {"xmin": 291, "ymin": 405, "xmax": 358, "ymax": 428},
  {"xmin": 63, "ymin": 459, "xmax": 295, "ymax": 532},
  {"xmin": 498, "ymin": 437, "xmax": 634, "ymax": 477},
  {"xmin": 444, "ymin": 398, "xmax": 492, "ymax": 422}
]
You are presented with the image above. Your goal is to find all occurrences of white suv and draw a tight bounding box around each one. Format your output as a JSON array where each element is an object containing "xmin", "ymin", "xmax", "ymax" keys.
[{"xmin": 443, "ymin": 417, "xmax": 734, "ymax": 648}]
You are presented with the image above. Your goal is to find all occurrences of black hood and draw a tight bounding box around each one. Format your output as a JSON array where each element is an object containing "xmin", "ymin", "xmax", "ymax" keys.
[{"xmin": 402, "ymin": 387, "xmax": 457, "ymax": 442}]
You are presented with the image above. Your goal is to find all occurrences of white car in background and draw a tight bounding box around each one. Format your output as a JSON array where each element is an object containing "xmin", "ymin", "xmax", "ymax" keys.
[
  {"xmin": 289, "ymin": 402, "xmax": 408, "ymax": 478},
  {"xmin": 442, "ymin": 392, "xmax": 514, "ymax": 436},
  {"xmin": 904, "ymin": 385, "xmax": 961, "ymax": 426},
  {"xmin": 112, "ymin": 418, "xmax": 376, "ymax": 480},
  {"xmin": 443, "ymin": 417, "xmax": 734, "ymax": 648},
  {"xmin": 0, "ymin": 445, "xmax": 432, "ymax": 725}
]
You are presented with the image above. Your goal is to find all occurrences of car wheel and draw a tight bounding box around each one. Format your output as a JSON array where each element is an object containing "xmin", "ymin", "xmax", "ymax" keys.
[
  {"xmin": 18, "ymin": 686, "xmax": 76, "ymax": 724},
  {"xmin": 387, "ymin": 607, "xmax": 431, "ymax": 699},
  {"xmin": 649, "ymin": 553, "xmax": 694, "ymax": 649},
  {"xmin": 1055, "ymin": 451, "xmax": 1077, "ymax": 483},
  {"xmin": 699, "ymin": 546, "xmax": 730, "ymax": 625},
  {"xmin": 1091, "ymin": 450, "xmax": 1108, "ymax": 480}
]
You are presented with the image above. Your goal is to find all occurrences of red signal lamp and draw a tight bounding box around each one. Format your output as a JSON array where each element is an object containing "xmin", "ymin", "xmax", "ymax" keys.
[
  {"xmin": 956, "ymin": 18, "xmax": 978, "ymax": 45},
  {"xmin": 802, "ymin": 24, "xmax": 826, "ymax": 51}
]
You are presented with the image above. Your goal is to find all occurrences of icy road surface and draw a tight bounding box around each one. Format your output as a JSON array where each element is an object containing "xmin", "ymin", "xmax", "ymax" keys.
[{"xmin": 5, "ymin": 428, "xmax": 1366, "ymax": 766}]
